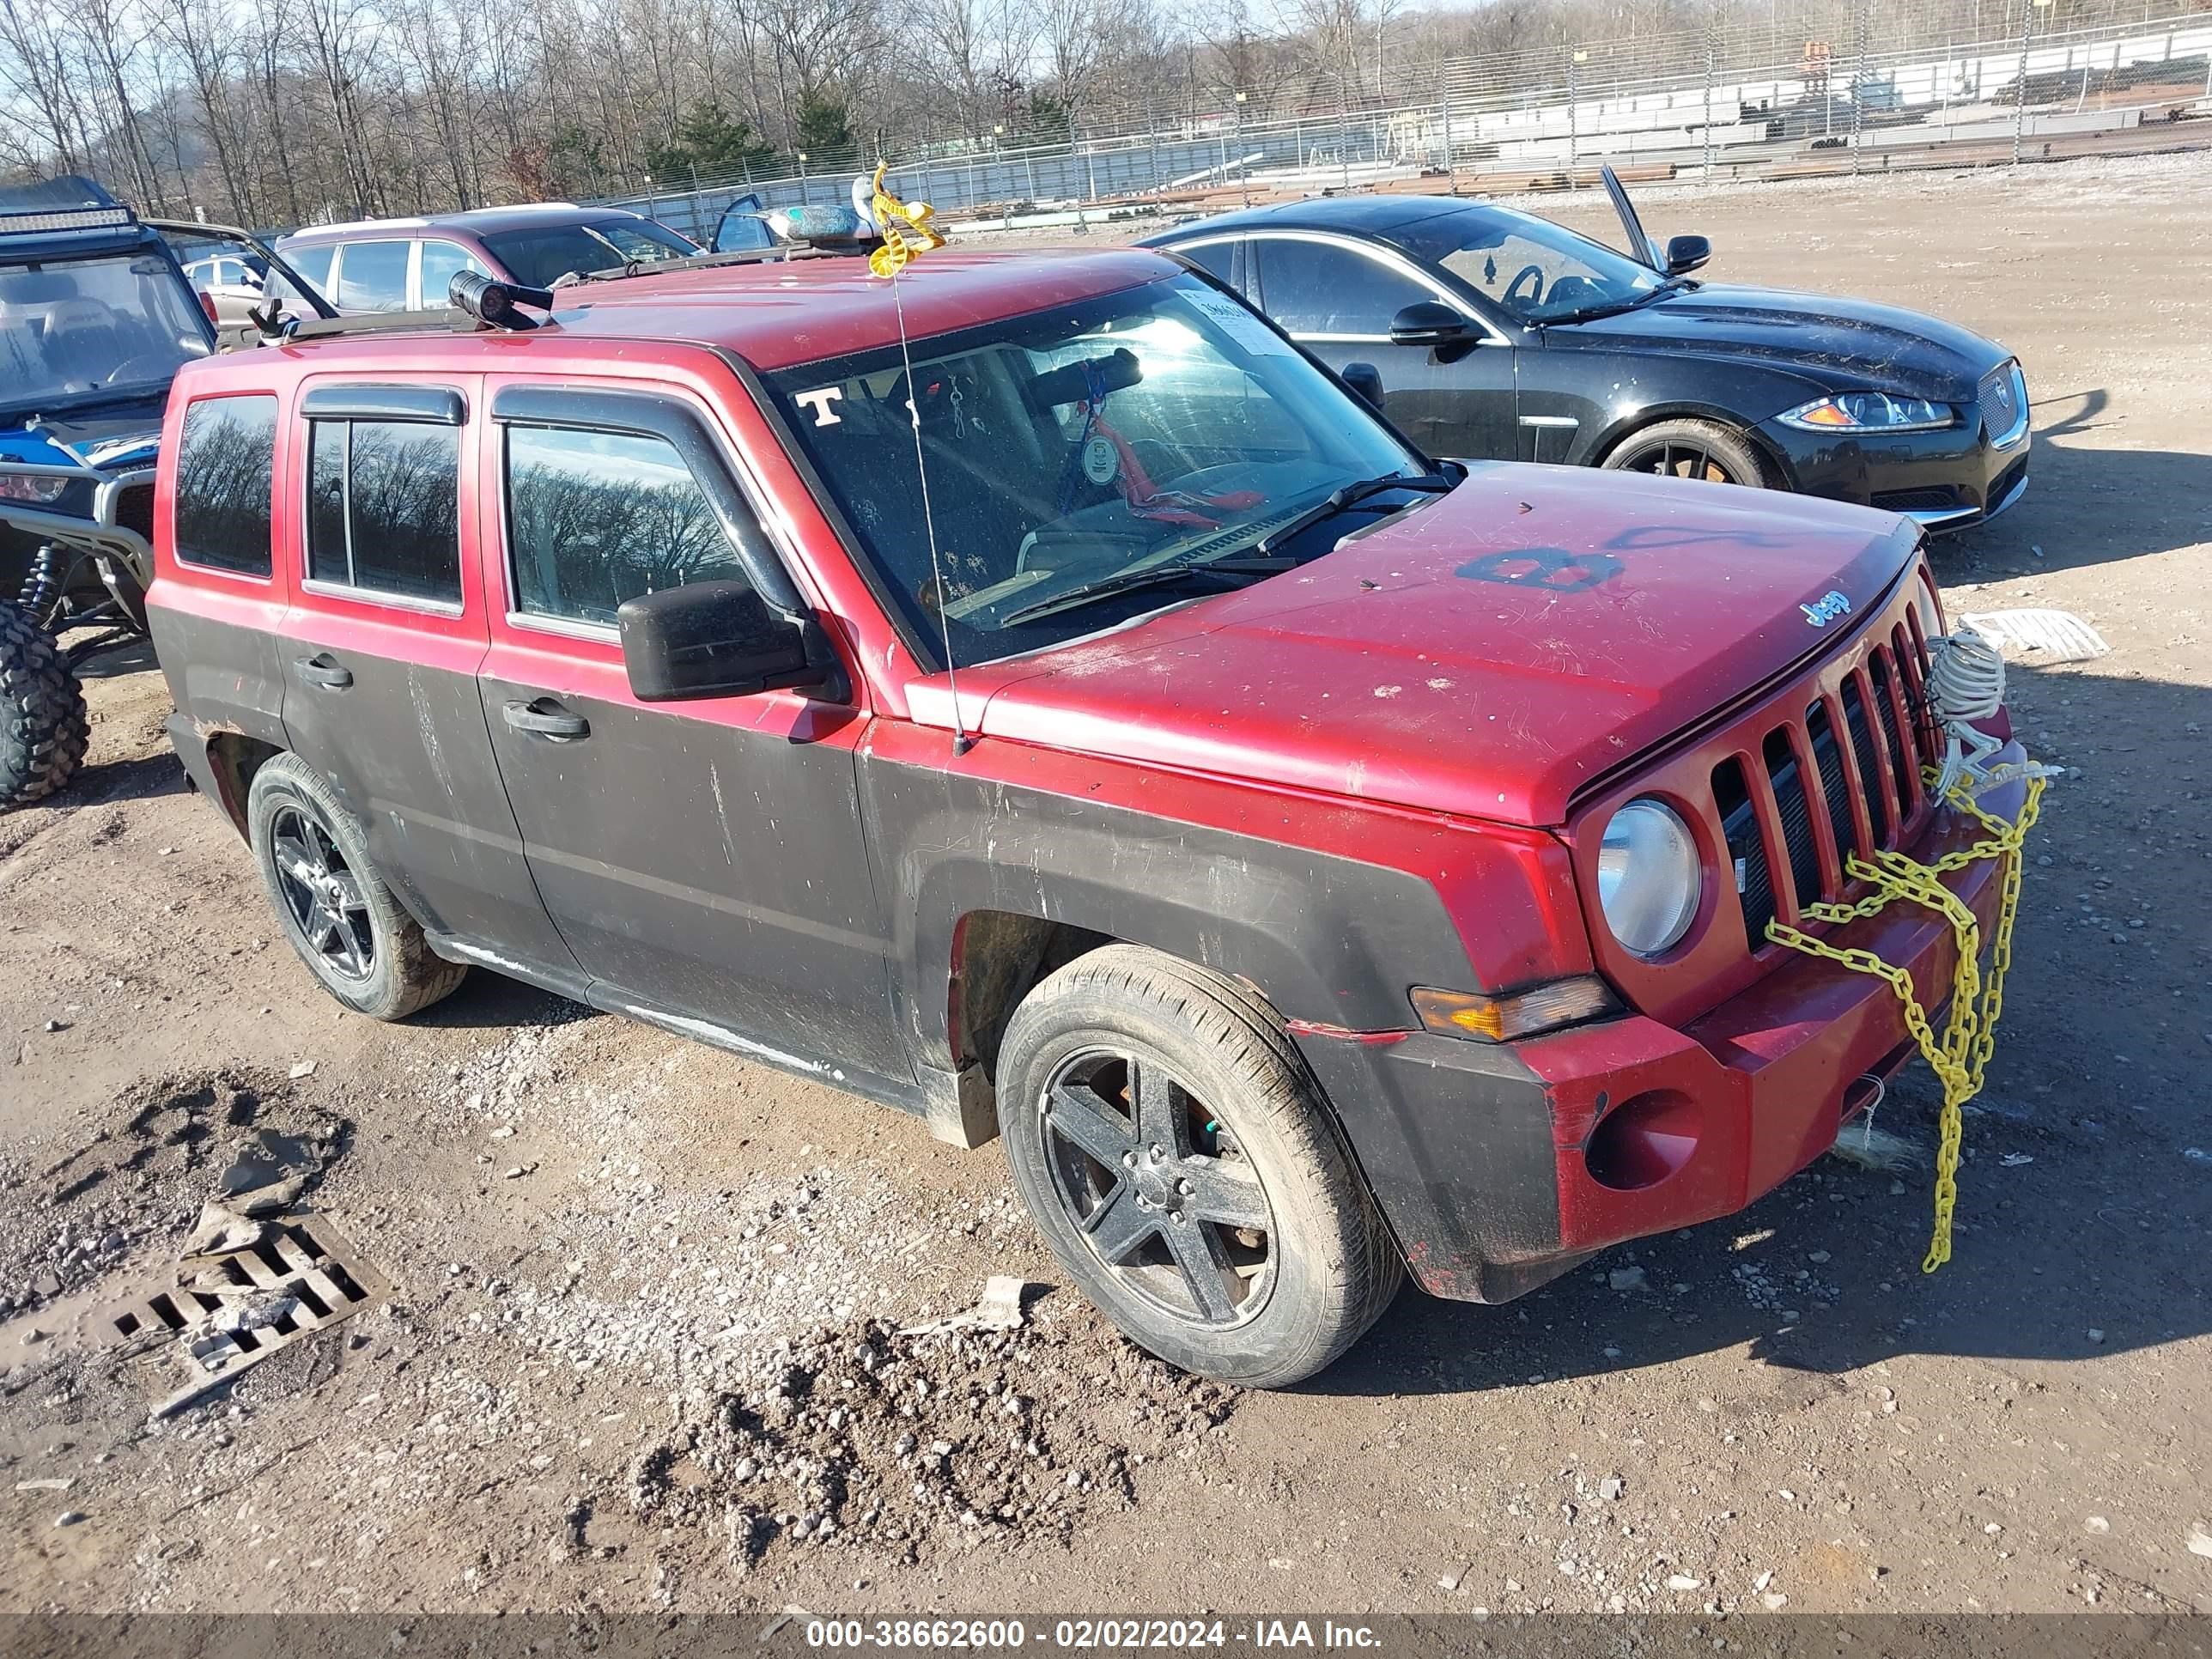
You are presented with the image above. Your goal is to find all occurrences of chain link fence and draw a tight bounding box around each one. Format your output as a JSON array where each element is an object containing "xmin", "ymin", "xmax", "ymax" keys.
[{"xmin": 602, "ymin": 0, "xmax": 2212, "ymax": 243}]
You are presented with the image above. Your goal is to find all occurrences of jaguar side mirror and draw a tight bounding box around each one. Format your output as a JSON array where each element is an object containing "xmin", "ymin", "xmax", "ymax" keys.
[
  {"xmin": 1664, "ymin": 234, "xmax": 1711, "ymax": 276},
  {"xmin": 617, "ymin": 580, "xmax": 828, "ymax": 702},
  {"xmin": 1388, "ymin": 301, "xmax": 1476, "ymax": 348},
  {"xmin": 1340, "ymin": 362, "xmax": 1385, "ymax": 410}
]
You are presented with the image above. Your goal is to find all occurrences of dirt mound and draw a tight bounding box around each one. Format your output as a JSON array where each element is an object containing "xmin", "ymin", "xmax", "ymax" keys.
[
  {"xmin": 0, "ymin": 1067, "xmax": 348, "ymax": 1322},
  {"xmin": 621, "ymin": 1306, "xmax": 1237, "ymax": 1571}
]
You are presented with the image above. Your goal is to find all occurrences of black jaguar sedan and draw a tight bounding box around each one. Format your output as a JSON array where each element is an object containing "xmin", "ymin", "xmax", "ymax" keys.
[{"xmin": 1139, "ymin": 168, "xmax": 2029, "ymax": 532}]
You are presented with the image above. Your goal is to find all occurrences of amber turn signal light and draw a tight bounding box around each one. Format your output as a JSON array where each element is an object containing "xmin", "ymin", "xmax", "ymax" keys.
[{"xmin": 1411, "ymin": 978, "xmax": 1618, "ymax": 1043}]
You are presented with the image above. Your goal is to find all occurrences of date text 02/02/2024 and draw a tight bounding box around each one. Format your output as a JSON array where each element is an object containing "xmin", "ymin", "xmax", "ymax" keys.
[{"xmin": 796, "ymin": 1618, "xmax": 1382, "ymax": 1649}]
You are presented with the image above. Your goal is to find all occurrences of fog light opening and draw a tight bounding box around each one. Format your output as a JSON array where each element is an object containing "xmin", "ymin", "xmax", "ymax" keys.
[{"xmin": 1585, "ymin": 1090, "xmax": 1701, "ymax": 1193}]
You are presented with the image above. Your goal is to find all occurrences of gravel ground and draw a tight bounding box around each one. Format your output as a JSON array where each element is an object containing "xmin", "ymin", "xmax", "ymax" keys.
[{"xmin": 2, "ymin": 150, "xmax": 2209, "ymax": 1621}]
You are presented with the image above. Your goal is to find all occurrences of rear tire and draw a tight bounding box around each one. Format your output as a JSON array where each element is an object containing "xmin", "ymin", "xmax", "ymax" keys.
[
  {"xmin": 247, "ymin": 752, "xmax": 467, "ymax": 1020},
  {"xmin": 1600, "ymin": 417, "xmax": 1771, "ymax": 489},
  {"xmin": 997, "ymin": 944, "xmax": 1401, "ymax": 1389},
  {"xmin": 0, "ymin": 603, "xmax": 89, "ymax": 809}
]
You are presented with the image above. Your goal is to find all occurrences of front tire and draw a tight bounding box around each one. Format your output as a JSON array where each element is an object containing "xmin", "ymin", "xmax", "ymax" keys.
[
  {"xmin": 0, "ymin": 603, "xmax": 89, "ymax": 809},
  {"xmin": 247, "ymin": 753, "xmax": 466, "ymax": 1020},
  {"xmin": 1600, "ymin": 416, "xmax": 1771, "ymax": 488},
  {"xmin": 997, "ymin": 945, "xmax": 1401, "ymax": 1389}
]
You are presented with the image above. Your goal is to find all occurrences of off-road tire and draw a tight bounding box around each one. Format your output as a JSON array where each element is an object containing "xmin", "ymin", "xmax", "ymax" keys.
[
  {"xmin": 1599, "ymin": 416, "xmax": 1771, "ymax": 489},
  {"xmin": 997, "ymin": 944, "xmax": 1402, "ymax": 1389},
  {"xmin": 246, "ymin": 752, "xmax": 467, "ymax": 1020},
  {"xmin": 0, "ymin": 603, "xmax": 89, "ymax": 809}
]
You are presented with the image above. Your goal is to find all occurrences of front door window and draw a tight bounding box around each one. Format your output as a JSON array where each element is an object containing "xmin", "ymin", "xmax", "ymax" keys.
[
  {"xmin": 504, "ymin": 424, "xmax": 750, "ymax": 626},
  {"xmin": 1255, "ymin": 240, "xmax": 1429, "ymax": 338}
]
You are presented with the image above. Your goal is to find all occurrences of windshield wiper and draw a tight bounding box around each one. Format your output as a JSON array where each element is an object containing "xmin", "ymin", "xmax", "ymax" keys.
[
  {"xmin": 997, "ymin": 473, "xmax": 1452, "ymax": 629},
  {"xmin": 997, "ymin": 553, "xmax": 1297, "ymax": 629},
  {"xmin": 11, "ymin": 385, "xmax": 169, "ymax": 420},
  {"xmin": 1543, "ymin": 279, "xmax": 1689, "ymax": 326},
  {"xmin": 1252, "ymin": 471, "xmax": 1455, "ymax": 557}
]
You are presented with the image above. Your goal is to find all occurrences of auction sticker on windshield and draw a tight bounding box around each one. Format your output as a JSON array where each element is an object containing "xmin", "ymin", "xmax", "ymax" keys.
[{"xmin": 1179, "ymin": 288, "xmax": 1290, "ymax": 356}]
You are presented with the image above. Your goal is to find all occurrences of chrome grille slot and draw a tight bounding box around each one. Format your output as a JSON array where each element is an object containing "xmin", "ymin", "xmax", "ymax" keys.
[
  {"xmin": 1763, "ymin": 726, "xmax": 1824, "ymax": 915},
  {"xmin": 1869, "ymin": 647, "xmax": 1911, "ymax": 816},
  {"xmin": 1841, "ymin": 677, "xmax": 1893, "ymax": 848},
  {"xmin": 1806, "ymin": 700, "xmax": 1858, "ymax": 873},
  {"xmin": 1714, "ymin": 757, "xmax": 1773, "ymax": 949}
]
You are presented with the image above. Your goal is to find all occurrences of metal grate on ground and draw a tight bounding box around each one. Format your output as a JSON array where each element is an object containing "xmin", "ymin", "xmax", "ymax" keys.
[{"xmin": 97, "ymin": 1214, "xmax": 386, "ymax": 1415}]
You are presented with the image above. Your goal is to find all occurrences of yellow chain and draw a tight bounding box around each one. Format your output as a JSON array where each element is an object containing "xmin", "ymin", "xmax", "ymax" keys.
[
  {"xmin": 866, "ymin": 161, "xmax": 947, "ymax": 278},
  {"xmin": 1765, "ymin": 767, "xmax": 2045, "ymax": 1273}
]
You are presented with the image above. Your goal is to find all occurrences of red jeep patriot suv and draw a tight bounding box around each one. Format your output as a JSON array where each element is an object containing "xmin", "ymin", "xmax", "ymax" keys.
[{"xmin": 147, "ymin": 247, "xmax": 2026, "ymax": 1387}]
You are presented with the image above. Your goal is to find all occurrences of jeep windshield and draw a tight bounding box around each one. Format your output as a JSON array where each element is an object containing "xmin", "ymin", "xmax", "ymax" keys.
[
  {"xmin": 767, "ymin": 274, "xmax": 1431, "ymax": 668},
  {"xmin": 0, "ymin": 252, "xmax": 212, "ymax": 415}
]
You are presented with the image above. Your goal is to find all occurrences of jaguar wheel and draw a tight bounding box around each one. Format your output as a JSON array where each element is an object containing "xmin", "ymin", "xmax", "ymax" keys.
[
  {"xmin": 997, "ymin": 945, "xmax": 1401, "ymax": 1389},
  {"xmin": 1600, "ymin": 416, "xmax": 1770, "ymax": 488},
  {"xmin": 0, "ymin": 602, "xmax": 89, "ymax": 809},
  {"xmin": 246, "ymin": 752, "xmax": 467, "ymax": 1020}
]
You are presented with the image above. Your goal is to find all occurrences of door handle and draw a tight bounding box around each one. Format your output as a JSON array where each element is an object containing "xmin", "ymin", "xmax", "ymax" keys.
[
  {"xmin": 502, "ymin": 697, "xmax": 589, "ymax": 740},
  {"xmin": 295, "ymin": 653, "xmax": 352, "ymax": 690}
]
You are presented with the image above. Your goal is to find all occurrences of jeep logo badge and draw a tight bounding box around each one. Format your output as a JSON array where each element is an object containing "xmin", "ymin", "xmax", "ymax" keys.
[{"xmin": 1801, "ymin": 590, "xmax": 1851, "ymax": 627}]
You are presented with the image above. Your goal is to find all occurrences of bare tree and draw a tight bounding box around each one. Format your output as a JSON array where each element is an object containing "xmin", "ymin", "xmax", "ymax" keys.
[{"xmin": 3, "ymin": 0, "xmax": 2198, "ymax": 231}]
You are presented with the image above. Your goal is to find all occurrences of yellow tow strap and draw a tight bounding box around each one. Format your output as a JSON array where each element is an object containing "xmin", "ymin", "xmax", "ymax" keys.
[{"xmin": 1764, "ymin": 764, "xmax": 2046, "ymax": 1273}]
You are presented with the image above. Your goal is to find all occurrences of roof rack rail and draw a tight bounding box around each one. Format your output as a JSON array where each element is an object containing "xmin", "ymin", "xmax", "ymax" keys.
[
  {"xmin": 221, "ymin": 306, "xmax": 486, "ymax": 351},
  {"xmin": 562, "ymin": 242, "xmax": 864, "ymax": 287}
]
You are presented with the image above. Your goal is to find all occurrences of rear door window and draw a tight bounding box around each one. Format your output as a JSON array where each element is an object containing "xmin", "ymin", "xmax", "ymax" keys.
[
  {"xmin": 284, "ymin": 244, "xmax": 336, "ymax": 298},
  {"xmin": 173, "ymin": 394, "xmax": 278, "ymax": 577},
  {"xmin": 503, "ymin": 422, "xmax": 750, "ymax": 626},
  {"xmin": 333, "ymin": 240, "xmax": 410, "ymax": 312},
  {"xmin": 306, "ymin": 415, "xmax": 463, "ymax": 604}
]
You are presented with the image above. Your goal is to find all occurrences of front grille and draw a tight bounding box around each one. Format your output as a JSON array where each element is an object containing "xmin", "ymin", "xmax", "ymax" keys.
[
  {"xmin": 1871, "ymin": 485, "xmax": 1960, "ymax": 514},
  {"xmin": 1720, "ymin": 628, "xmax": 1936, "ymax": 950},
  {"xmin": 1978, "ymin": 362, "xmax": 2027, "ymax": 447},
  {"xmin": 112, "ymin": 482, "xmax": 155, "ymax": 541}
]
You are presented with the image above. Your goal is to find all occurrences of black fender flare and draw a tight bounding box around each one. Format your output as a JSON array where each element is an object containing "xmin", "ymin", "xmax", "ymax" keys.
[{"xmin": 866, "ymin": 764, "xmax": 1482, "ymax": 1074}]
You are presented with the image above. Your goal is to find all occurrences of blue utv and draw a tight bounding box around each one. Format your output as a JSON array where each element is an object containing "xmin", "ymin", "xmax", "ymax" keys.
[{"xmin": 0, "ymin": 176, "xmax": 331, "ymax": 806}]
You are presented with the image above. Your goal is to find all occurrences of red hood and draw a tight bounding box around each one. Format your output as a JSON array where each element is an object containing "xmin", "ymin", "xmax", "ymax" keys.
[{"xmin": 913, "ymin": 464, "xmax": 1923, "ymax": 826}]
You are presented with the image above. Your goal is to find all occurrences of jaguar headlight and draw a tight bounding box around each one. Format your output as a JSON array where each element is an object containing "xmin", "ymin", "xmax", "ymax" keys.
[
  {"xmin": 1779, "ymin": 392, "xmax": 1956, "ymax": 434},
  {"xmin": 1596, "ymin": 799, "xmax": 1701, "ymax": 958}
]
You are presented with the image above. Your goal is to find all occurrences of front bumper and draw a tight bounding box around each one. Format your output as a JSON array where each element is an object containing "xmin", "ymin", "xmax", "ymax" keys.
[
  {"xmin": 1758, "ymin": 407, "xmax": 2029, "ymax": 534},
  {"xmin": 1296, "ymin": 751, "xmax": 2028, "ymax": 1303}
]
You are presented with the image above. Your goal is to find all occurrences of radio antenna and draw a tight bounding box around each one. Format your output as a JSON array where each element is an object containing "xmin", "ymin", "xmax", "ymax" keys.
[
  {"xmin": 890, "ymin": 279, "xmax": 971, "ymax": 756},
  {"xmin": 868, "ymin": 165, "xmax": 970, "ymax": 757}
]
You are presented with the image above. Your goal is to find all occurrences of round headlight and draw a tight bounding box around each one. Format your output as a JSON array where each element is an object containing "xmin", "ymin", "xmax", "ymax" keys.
[{"xmin": 1596, "ymin": 799, "xmax": 1701, "ymax": 958}]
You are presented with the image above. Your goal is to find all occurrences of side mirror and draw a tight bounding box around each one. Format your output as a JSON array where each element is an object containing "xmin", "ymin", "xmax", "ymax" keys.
[
  {"xmin": 1340, "ymin": 361, "xmax": 1385, "ymax": 411},
  {"xmin": 617, "ymin": 580, "xmax": 826, "ymax": 702},
  {"xmin": 1389, "ymin": 301, "xmax": 1476, "ymax": 348},
  {"xmin": 1664, "ymin": 234, "xmax": 1711, "ymax": 276}
]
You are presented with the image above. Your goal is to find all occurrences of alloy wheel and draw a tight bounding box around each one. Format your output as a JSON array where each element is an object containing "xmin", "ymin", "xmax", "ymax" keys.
[
  {"xmin": 1617, "ymin": 439, "xmax": 1738, "ymax": 483},
  {"xmin": 1038, "ymin": 1047, "xmax": 1274, "ymax": 1327},
  {"xmin": 270, "ymin": 805, "xmax": 375, "ymax": 983}
]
